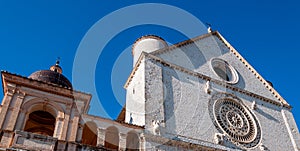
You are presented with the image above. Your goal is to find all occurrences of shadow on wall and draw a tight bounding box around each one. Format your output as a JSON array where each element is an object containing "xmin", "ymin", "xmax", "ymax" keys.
[
  {"xmin": 256, "ymin": 107, "xmax": 280, "ymax": 123},
  {"xmin": 162, "ymin": 67, "xmax": 178, "ymax": 135}
]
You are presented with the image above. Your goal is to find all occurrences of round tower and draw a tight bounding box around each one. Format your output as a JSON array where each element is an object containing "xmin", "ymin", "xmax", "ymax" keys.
[{"xmin": 132, "ymin": 35, "xmax": 167, "ymax": 66}]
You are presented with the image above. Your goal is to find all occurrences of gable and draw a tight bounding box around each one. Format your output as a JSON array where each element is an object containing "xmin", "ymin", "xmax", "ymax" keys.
[{"xmin": 150, "ymin": 31, "xmax": 288, "ymax": 106}]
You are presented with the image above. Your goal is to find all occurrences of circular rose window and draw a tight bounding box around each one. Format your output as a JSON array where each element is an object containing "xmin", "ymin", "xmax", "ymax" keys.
[
  {"xmin": 209, "ymin": 93, "xmax": 261, "ymax": 149},
  {"xmin": 211, "ymin": 58, "xmax": 239, "ymax": 84}
]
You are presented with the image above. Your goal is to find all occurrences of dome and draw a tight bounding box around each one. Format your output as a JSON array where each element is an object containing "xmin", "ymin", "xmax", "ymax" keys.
[{"xmin": 28, "ymin": 60, "xmax": 72, "ymax": 89}]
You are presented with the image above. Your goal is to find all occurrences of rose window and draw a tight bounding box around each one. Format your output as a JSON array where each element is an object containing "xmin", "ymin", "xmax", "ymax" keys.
[{"xmin": 209, "ymin": 93, "xmax": 261, "ymax": 149}]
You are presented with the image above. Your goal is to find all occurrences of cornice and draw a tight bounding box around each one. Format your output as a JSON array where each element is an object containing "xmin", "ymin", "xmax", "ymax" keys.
[
  {"xmin": 213, "ymin": 32, "xmax": 289, "ymax": 107},
  {"xmin": 1, "ymin": 71, "xmax": 91, "ymax": 99},
  {"xmin": 82, "ymin": 114, "xmax": 144, "ymax": 129}
]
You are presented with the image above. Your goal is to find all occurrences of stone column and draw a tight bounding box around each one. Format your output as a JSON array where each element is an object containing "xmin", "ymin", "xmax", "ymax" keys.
[
  {"xmin": 60, "ymin": 113, "xmax": 70, "ymax": 140},
  {"xmin": 119, "ymin": 133, "xmax": 127, "ymax": 151},
  {"xmin": 97, "ymin": 128, "xmax": 106, "ymax": 147},
  {"xmin": 14, "ymin": 110, "xmax": 26, "ymax": 130},
  {"xmin": 139, "ymin": 133, "xmax": 146, "ymax": 151},
  {"xmin": 53, "ymin": 111, "xmax": 64, "ymax": 139},
  {"xmin": 76, "ymin": 124, "xmax": 83, "ymax": 142},
  {"xmin": 68, "ymin": 116, "xmax": 79, "ymax": 142}
]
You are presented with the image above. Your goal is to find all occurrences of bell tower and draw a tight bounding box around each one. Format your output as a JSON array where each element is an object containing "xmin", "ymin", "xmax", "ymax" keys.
[{"xmin": 0, "ymin": 61, "xmax": 91, "ymax": 150}]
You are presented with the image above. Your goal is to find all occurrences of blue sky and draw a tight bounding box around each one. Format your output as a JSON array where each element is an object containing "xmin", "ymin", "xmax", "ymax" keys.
[{"xmin": 0, "ymin": 1, "xmax": 300, "ymax": 127}]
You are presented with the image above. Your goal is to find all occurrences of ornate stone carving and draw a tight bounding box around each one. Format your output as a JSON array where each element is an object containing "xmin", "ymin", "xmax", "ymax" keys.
[
  {"xmin": 209, "ymin": 93, "xmax": 261, "ymax": 149},
  {"xmin": 259, "ymin": 144, "xmax": 269, "ymax": 151},
  {"xmin": 152, "ymin": 119, "xmax": 161, "ymax": 135},
  {"xmin": 214, "ymin": 133, "xmax": 225, "ymax": 145},
  {"xmin": 204, "ymin": 81, "xmax": 211, "ymax": 94},
  {"xmin": 251, "ymin": 101, "xmax": 257, "ymax": 110}
]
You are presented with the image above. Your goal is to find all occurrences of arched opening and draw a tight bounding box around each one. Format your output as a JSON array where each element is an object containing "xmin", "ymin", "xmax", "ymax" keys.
[
  {"xmin": 105, "ymin": 126, "xmax": 119, "ymax": 150},
  {"xmin": 24, "ymin": 110, "xmax": 56, "ymax": 136},
  {"xmin": 81, "ymin": 122, "xmax": 97, "ymax": 146},
  {"xmin": 126, "ymin": 131, "xmax": 140, "ymax": 151}
]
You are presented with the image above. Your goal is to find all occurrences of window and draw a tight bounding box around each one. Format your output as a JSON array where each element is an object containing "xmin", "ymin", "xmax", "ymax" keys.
[
  {"xmin": 211, "ymin": 58, "xmax": 239, "ymax": 84},
  {"xmin": 24, "ymin": 111, "xmax": 56, "ymax": 136}
]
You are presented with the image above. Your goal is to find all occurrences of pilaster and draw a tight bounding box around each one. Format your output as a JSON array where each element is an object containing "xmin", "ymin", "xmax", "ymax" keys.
[
  {"xmin": 0, "ymin": 89, "xmax": 15, "ymax": 129},
  {"xmin": 14, "ymin": 110, "xmax": 26, "ymax": 130},
  {"xmin": 68, "ymin": 116, "xmax": 79, "ymax": 142},
  {"xmin": 5, "ymin": 91, "xmax": 26, "ymax": 131},
  {"xmin": 53, "ymin": 111, "xmax": 64, "ymax": 139},
  {"xmin": 76, "ymin": 124, "xmax": 83, "ymax": 142},
  {"xmin": 60, "ymin": 112, "xmax": 70, "ymax": 140},
  {"xmin": 139, "ymin": 133, "xmax": 145, "ymax": 151},
  {"xmin": 0, "ymin": 131, "xmax": 14, "ymax": 148}
]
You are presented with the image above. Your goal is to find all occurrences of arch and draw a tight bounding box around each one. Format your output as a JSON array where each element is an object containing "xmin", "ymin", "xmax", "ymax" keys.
[
  {"xmin": 105, "ymin": 126, "xmax": 119, "ymax": 150},
  {"xmin": 126, "ymin": 131, "xmax": 140, "ymax": 151},
  {"xmin": 21, "ymin": 97, "xmax": 64, "ymax": 116},
  {"xmin": 24, "ymin": 110, "xmax": 56, "ymax": 136},
  {"xmin": 81, "ymin": 121, "xmax": 97, "ymax": 146},
  {"xmin": 21, "ymin": 98, "xmax": 65, "ymax": 138}
]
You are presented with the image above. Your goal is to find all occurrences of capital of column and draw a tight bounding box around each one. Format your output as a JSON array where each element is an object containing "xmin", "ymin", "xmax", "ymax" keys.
[
  {"xmin": 119, "ymin": 133, "xmax": 127, "ymax": 139},
  {"xmin": 140, "ymin": 133, "xmax": 146, "ymax": 142},
  {"xmin": 5, "ymin": 88, "xmax": 15, "ymax": 96},
  {"xmin": 97, "ymin": 128, "xmax": 106, "ymax": 147},
  {"xmin": 97, "ymin": 128, "xmax": 106, "ymax": 135},
  {"xmin": 16, "ymin": 90, "xmax": 26, "ymax": 99}
]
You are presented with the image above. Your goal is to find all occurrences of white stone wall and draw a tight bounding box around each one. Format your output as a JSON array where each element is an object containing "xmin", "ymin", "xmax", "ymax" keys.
[
  {"xmin": 142, "ymin": 52, "xmax": 299, "ymax": 150},
  {"xmin": 153, "ymin": 35, "xmax": 280, "ymax": 103},
  {"xmin": 145, "ymin": 62, "xmax": 218, "ymax": 143},
  {"xmin": 125, "ymin": 58, "xmax": 146, "ymax": 126}
]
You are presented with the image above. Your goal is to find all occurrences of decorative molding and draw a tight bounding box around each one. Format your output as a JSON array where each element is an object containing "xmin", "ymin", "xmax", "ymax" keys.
[
  {"xmin": 259, "ymin": 144, "xmax": 269, "ymax": 151},
  {"xmin": 251, "ymin": 101, "xmax": 257, "ymax": 110},
  {"xmin": 214, "ymin": 32, "xmax": 289, "ymax": 107},
  {"xmin": 151, "ymin": 119, "xmax": 161, "ymax": 136},
  {"xmin": 208, "ymin": 93, "xmax": 262, "ymax": 149},
  {"xmin": 6, "ymin": 88, "xmax": 15, "ymax": 96},
  {"xmin": 214, "ymin": 133, "xmax": 225, "ymax": 145},
  {"xmin": 119, "ymin": 133, "xmax": 127, "ymax": 139},
  {"xmin": 204, "ymin": 81, "xmax": 211, "ymax": 94}
]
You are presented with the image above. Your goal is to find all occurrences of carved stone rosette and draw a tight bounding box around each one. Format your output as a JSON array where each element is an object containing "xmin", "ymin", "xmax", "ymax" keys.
[{"xmin": 209, "ymin": 93, "xmax": 262, "ymax": 149}]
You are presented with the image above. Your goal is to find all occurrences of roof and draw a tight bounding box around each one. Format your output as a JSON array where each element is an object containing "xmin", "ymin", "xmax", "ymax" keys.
[
  {"xmin": 28, "ymin": 70, "xmax": 72, "ymax": 89},
  {"xmin": 1, "ymin": 70, "xmax": 91, "ymax": 99}
]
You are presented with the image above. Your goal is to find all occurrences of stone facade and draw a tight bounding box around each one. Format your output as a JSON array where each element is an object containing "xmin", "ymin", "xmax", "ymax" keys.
[
  {"xmin": 125, "ymin": 31, "xmax": 300, "ymax": 150},
  {"xmin": 0, "ymin": 31, "xmax": 299, "ymax": 151}
]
